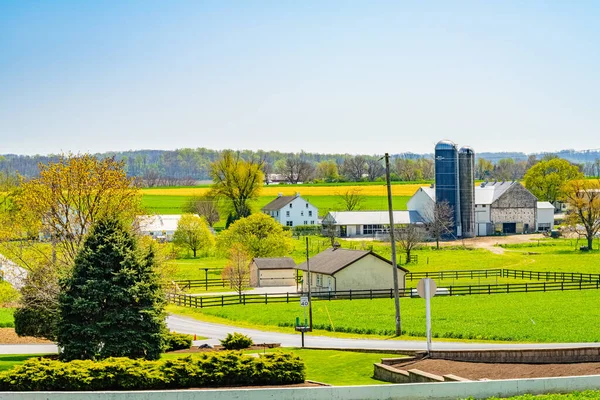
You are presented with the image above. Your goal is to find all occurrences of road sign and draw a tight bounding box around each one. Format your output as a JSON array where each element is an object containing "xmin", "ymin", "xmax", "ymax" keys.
[
  {"xmin": 300, "ymin": 296, "xmax": 309, "ymax": 307},
  {"xmin": 417, "ymin": 278, "xmax": 437, "ymax": 299}
]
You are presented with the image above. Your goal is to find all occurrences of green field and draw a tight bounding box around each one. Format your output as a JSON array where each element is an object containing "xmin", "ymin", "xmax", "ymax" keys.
[
  {"xmin": 0, "ymin": 308, "xmax": 14, "ymax": 328},
  {"xmin": 141, "ymin": 194, "xmax": 410, "ymax": 218},
  {"xmin": 170, "ymin": 289, "xmax": 600, "ymax": 343},
  {"xmin": 487, "ymin": 392, "xmax": 600, "ymax": 400}
]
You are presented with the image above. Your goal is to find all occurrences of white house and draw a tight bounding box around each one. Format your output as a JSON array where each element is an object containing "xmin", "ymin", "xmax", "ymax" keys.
[
  {"xmin": 249, "ymin": 257, "xmax": 297, "ymax": 288},
  {"xmin": 136, "ymin": 215, "xmax": 183, "ymax": 241},
  {"xmin": 262, "ymin": 193, "xmax": 318, "ymax": 228},
  {"xmin": 321, "ymin": 211, "xmax": 425, "ymax": 238},
  {"xmin": 295, "ymin": 248, "xmax": 408, "ymax": 292}
]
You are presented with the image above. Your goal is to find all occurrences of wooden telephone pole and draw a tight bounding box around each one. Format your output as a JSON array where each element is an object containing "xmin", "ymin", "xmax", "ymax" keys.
[{"xmin": 385, "ymin": 153, "xmax": 402, "ymax": 336}]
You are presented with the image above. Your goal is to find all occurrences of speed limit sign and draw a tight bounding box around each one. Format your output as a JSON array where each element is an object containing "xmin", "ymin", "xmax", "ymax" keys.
[{"xmin": 300, "ymin": 296, "xmax": 309, "ymax": 307}]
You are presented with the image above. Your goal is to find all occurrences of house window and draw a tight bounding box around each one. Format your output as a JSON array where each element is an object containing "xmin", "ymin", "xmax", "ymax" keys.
[
  {"xmin": 286, "ymin": 221, "xmax": 293, "ymax": 227},
  {"xmin": 286, "ymin": 211, "xmax": 290, "ymax": 217},
  {"xmin": 308, "ymin": 210, "xmax": 312, "ymax": 217},
  {"xmin": 311, "ymin": 221, "xmax": 315, "ymax": 225},
  {"xmin": 482, "ymin": 205, "xmax": 487, "ymax": 208},
  {"xmin": 363, "ymin": 224, "xmax": 385, "ymax": 235},
  {"xmin": 316, "ymin": 274, "xmax": 323, "ymax": 286},
  {"xmin": 301, "ymin": 211, "xmax": 304, "ymax": 216},
  {"xmin": 305, "ymin": 203, "xmax": 308, "ymax": 208},
  {"xmin": 289, "ymin": 204, "xmax": 293, "ymax": 208},
  {"xmin": 276, "ymin": 211, "xmax": 279, "ymax": 216},
  {"xmin": 304, "ymin": 220, "xmax": 308, "ymax": 225}
]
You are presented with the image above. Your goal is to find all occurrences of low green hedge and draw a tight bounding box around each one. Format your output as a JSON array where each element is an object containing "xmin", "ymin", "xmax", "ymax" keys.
[
  {"xmin": 0, "ymin": 352, "xmax": 305, "ymax": 391},
  {"xmin": 220, "ymin": 332, "xmax": 253, "ymax": 350},
  {"xmin": 164, "ymin": 332, "xmax": 193, "ymax": 351}
]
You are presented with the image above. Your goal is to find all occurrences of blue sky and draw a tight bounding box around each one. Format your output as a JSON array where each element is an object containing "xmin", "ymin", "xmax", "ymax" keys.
[{"xmin": 1, "ymin": 1, "xmax": 599, "ymax": 155}]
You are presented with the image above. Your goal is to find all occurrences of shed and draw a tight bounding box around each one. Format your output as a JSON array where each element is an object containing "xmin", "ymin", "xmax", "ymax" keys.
[
  {"xmin": 249, "ymin": 257, "xmax": 297, "ymax": 288},
  {"xmin": 296, "ymin": 248, "xmax": 408, "ymax": 292}
]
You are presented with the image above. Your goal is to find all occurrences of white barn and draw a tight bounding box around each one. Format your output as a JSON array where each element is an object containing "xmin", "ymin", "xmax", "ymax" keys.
[
  {"xmin": 249, "ymin": 257, "xmax": 297, "ymax": 288},
  {"xmin": 136, "ymin": 215, "xmax": 183, "ymax": 241},
  {"xmin": 321, "ymin": 211, "xmax": 425, "ymax": 238},
  {"xmin": 262, "ymin": 193, "xmax": 318, "ymax": 228}
]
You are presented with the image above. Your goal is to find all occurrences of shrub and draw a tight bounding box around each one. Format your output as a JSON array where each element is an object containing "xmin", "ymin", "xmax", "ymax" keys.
[
  {"xmin": 220, "ymin": 332, "xmax": 253, "ymax": 350},
  {"xmin": 163, "ymin": 332, "xmax": 193, "ymax": 352},
  {"xmin": 0, "ymin": 352, "xmax": 305, "ymax": 391}
]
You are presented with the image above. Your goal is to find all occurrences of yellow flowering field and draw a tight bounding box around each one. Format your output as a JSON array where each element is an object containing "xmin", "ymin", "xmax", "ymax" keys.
[{"xmin": 141, "ymin": 183, "xmax": 424, "ymax": 197}]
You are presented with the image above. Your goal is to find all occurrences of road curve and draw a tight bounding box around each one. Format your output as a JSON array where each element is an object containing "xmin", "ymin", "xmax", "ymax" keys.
[{"xmin": 166, "ymin": 314, "xmax": 600, "ymax": 351}]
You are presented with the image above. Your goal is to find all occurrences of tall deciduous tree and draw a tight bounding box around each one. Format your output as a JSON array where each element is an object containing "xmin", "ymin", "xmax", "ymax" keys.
[
  {"xmin": 564, "ymin": 179, "xmax": 600, "ymax": 250},
  {"xmin": 184, "ymin": 195, "xmax": 220, "ymax": 227},
  {"xmin": 315, "ymin": 161, "xmax": 339, "ymax": 182},
  {"xmin": 365, "ymin": 158, "xmax": 385, "ymax": 181},
  {"xmin": 173, "ymin": 214, "xmax": 214, "ymax": 257},
  {"xmin": 277, "ymin": 156, "xmax": 315, "ymax": 184},
  {"xmin": 221, "ymin": 244, "xmax": 250, "ymax": 298},
  {"xmin": 340, "ymin": 156, "xmax": 367, "ymax": 181},
  {"xmin": 524, "ymin": 158, "xmax": 584, "ymax": 204},
  {"xmin": 217, "ymin": 213, "xmax": 293, "ymax": 258},
  {"xmin": 58, "ymin": 218, "xmax": 165, "ymax": 361},
  {"xmin": 209, "ymin": 151, "xmax": 264, "ymax": 220}
]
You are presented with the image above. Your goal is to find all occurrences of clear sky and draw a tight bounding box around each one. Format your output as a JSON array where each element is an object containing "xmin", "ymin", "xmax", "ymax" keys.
[{"xmin": 1, "ymin": 1, "xmax": 599, "ymax": 156}]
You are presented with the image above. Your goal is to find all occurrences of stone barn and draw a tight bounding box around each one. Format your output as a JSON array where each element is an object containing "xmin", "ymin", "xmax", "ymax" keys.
[{"xmin": 249, "ymin": 257, "xmax": 297, "ymax": 288}]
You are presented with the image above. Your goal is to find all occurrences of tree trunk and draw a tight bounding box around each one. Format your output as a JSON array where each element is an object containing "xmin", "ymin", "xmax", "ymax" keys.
[
  {"xmin": 193, "ymin": 248, "xmax": 197, "ymax": 257},
  {"xmin": 406, "ymin": 250, "xmax": 411, "ymax": 264},
  {"xmin": 588, "ymin": 236, "xmax": 594, "ymax": 251},
  {"xmin": 436, "ymin": 238, "xmax": 440, "ymax": 249}
]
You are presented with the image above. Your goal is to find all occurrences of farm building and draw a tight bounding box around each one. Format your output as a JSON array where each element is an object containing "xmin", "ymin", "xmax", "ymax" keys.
[
  {"xmin": 295, "ymin": 248, "xmax": 408, "ymax": 292},
  {"xmin": 136, "ymin": 214, "xmax": 182, "ymax": 241},
  {"xmin": 262, "ymin": 193, "xmax": 318, "ymax": 228},
  {"xmin": 407, "ymin": 182, "xmax": 555, "ymax": 235},
  {"xmin": 249, "ymin": 257, "xmax": 297, "ymax": 288},
  {"xmin": 321, "ymin": 211, "xmax": 425, "ymax": 239}
]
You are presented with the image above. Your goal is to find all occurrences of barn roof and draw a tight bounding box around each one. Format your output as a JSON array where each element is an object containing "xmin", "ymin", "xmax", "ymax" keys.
[
  {"xmin": 325, "ymin": 211, "xmax": 424, "ymax": 225},
  {"xmin": 296, "ymin": 248, "xmax": 408, "ymax": 275},
  {"xmin": 261, "ymin": 196, "xmax": 297, "ymax": 211},
  {"xmin": 252, "ymin": 257, "xmax": 296, "ymax": 270}
]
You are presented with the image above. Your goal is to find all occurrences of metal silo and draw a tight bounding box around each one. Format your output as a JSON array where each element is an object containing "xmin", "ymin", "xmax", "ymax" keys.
[
  {"xmin": 458, "ymin": 146, "xmax": 475, "ymax": 238},
  {"xmin": 435, "ymin": 140, "xmax": 461, "ymax": 237}
]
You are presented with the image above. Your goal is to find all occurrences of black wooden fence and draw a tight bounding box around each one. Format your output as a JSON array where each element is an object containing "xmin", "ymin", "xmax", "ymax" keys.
[{"xmin": 167, "ymin": 279, "xmax": 600, "ymax": 309}]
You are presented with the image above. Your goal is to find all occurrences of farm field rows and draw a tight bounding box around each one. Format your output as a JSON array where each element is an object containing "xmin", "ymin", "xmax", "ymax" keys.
[{"xmin": 170, "ymin": 289, "xmax": 600, "ymax": 342}]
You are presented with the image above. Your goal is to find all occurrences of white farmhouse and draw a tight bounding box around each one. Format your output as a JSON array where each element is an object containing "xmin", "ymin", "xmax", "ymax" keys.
[
  {"xmin": 136, "ymin": 215, "xmax": 183, "ymax": 241},
  {"xmin": 262, "ymin": 193, "xmax": 318, "ymax": 228},
  {"xmin": 321, "ymin": 211, "xmax": 425, "ymax": 238}
]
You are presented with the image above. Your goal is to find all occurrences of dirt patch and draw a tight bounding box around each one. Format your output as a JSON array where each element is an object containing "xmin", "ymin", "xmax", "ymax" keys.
[
  {"xmin": 424, "ymin": 234, "xmax": 545, "ymax": 255},
  {"xmin": 0, "ymin": 328, "xmax": 53, "ymax": 344},
  {"xmin": 392, "ymin": 358, "xmax": 600, "ymax": 380}
]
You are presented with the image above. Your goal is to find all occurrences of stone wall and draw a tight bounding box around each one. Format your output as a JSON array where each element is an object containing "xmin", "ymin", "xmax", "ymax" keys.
[
  {"xmin": 430, "ymin": 347, "xmax": 600, "ymax": 364},
  {"xmin": 491, "ymin": 183, "xmax": 537, "ymax": 229}
]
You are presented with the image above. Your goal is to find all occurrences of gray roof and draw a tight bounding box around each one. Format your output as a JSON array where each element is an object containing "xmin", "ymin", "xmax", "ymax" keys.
[
  {"xmin": 326, "ymin": 211, "xmax": 425, "ymax": 225},
  {"xmin": 435, "ymin": 139, "xmax": 457, "ymax": 150},
  {"xmin": 537, "ymin": 201, "xmax": 555, "ymax": 210},
  {"xmin": 262, "ymin": 196, "xmax": 296, "ymax": 211},
  {"xmin": 296, "ymin": 248, "xmax": 409, "ymax": 275},
  {"xmin": 418, "ymin": 182, "xmax": 521, "ymax": 205},
  {"xmin": 252, "ymin": 257, "xmax": 296, "ymax": 270}
]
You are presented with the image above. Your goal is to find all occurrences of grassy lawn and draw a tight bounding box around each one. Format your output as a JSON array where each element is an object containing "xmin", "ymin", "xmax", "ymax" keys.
[
  {"xmin": 487, "ymin": 391, "xmax": 600, "ymax": 399},
  {"xmin": 162, "ymin": 348, "xmax": 400, "ymax": 385},
  {"xmin": 0, "ymin": 308, "xmax": 14, "ymax": 328},
  {"xmin": 169, "ymin": 289, "xmax": 600, "ymax": 343},
  {"xmin": 0, "ymin": 354, "xmax": 46, "ymax": 371}
]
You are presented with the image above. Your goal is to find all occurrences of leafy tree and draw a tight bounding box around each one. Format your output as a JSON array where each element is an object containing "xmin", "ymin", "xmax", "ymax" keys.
[
  {"xmin": 1, "ymin": 154, "xmax": 142, "ymax": 340},
  {"xmin": 58, "ymin": 218, "xmax": 166, "ymax": 361},
  {"xmin": 563, "ymin": 179, "xmax": 600, "ymax": 250},
  {"xmin": 217, "ymin": 213, "xmax": 293, "ymax": 258},
  {"xmin": 315, "ymin": 161, "xmax": 339, "ymax": 182},
  {"xmin": 184, "ymin": 195, "xmax": 220, "ymax": 227},
  {"xmin": 524, "ymin": 158, "xmax": 583, "ymax": 204},
  {"xmin": 173, "ymin": 214, "xmax": 214, "ymax": 257},
  {"xmin": 476, "ymin": 158, "xmax": 494, "ymax": 180},
  {"xmin": 340, "ymin": 156, "xmax": 367, "ymax": 181},
  {"xmin": 209, "ymin": 151, "xmax": 263, "ymax": 220},
  {"xmin": 276, "ymin": 156, "xmax": 315, "ymax": 184},
  {"xmin": 221, "ymin": 244, "xmax": 250, "ymax": 298},
  {"xmin": 425, "ymin": 201, "xmax": 455, "ymax": 249},
  {"xmin": 337, "ymin": 189, "xmax": 364, "ymax": 211}
]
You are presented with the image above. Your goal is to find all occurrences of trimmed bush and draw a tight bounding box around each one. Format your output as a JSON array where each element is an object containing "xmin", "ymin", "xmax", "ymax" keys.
[
  {"xmin": 164, "ymin": 332, "xmax": 193, "ymax": 352},
  {"xmin": 0, "ymin": 352, "xmax": 305, "ymax": 391},
  {"xmin": 220, "ymin": 332, "xmax": 253, "ymax": 350}
]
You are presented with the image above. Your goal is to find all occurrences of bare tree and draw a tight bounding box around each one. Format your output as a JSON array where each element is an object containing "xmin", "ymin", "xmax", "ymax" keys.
[
  {"xmin": 321, "ymin": 219, "xmax": 337, "ymax": 246},
  {"xmin": 395, "ymin": 224, "xmax": 424, "ymax": 264},
  {"xmin": 564, "ymin": 179, "xmax": 600, "ymax": 250},
  {"xmin": 185, "ymin": 195, "xmax": 221, "ymax": 227},
  {"xmin": 277, "ymin": 157, "xmax": 315, "ymax": 184},
  {"xmin": 366, "ymin": 158, "xmax": 385, "ymax": 181},
  {"xmin": 337, "ymin": 189, "xmax": 364, "ymax": 211},
  {"xmin": 340, "ymin": 156, "xmax": 367, "ymax": 181},
  {"xmin": 425, "ymin": 201, "xmax": 455, "ymax": 249},
  {"xmin": 221, "ymin": 244, "xmax": 250, "ymax": 299}
]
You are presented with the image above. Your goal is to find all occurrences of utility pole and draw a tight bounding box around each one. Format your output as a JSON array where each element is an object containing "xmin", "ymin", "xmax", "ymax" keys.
[
  {"xmin": 306, "ymin": 237, "xmax": 313, "ymax": 331},
  {"xmin": 385, "ymin": 153, "xmax": 402, "ymax": 336}
]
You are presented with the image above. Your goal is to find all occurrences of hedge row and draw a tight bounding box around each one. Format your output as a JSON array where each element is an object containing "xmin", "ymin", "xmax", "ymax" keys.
[{"xmin": 0, "ymin": 352, "xmax": 305, "ymax": 391}]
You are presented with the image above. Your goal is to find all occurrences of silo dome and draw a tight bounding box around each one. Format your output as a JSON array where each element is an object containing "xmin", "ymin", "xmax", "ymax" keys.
[{"xmin": 435, "ymin": 140, "xmax": 457, "ymax": 151}]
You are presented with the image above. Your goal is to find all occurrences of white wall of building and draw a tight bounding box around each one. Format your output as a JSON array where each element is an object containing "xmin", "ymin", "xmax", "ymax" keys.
[
  {"xmin": 407, "ymin": 188, "xmax": 435, "ymax": 223},
  {"xmin": 536, "ymin": 205, "xmax": 555, "ymax": 231},
  {"xmin": 265, "ymin": 196, "xmax": 318, "ymax": 228}
]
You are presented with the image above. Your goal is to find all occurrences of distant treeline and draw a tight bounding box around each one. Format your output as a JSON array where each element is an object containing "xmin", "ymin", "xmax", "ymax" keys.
[{"xmin": 1, "ymin": 148, "xmax": 599, "ymax": 186}]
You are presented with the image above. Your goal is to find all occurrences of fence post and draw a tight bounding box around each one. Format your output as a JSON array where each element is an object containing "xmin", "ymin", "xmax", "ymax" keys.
[
  {"xmin": 200, "ymin": 296, "xmax": 203, "ymax": 308},
  {"xmin": 221, "ymin": 296, "xmax": 224, "ymax": 307},
  {"xmin": 349, "ymin": 289, "xmax": 352, "ymax": 301},
  {"xmin": 488, "ymin": 284, "xmax": 491, "ymax": 295},
  {"xmin": 286, "ymin": 292, "xmax": 289, "ymax": 303},
  {"xmin": 265, "ymin": 293, "xmax": 268, "ymax": 304},
  {"xmin": 390, "ymin": 288, "xmax": 393, "ymax": 298},
  {"xmin": 562, "ymin": 281, "xmax": 564, "ymax": 291},
  {"xmin": 449, "ymin": 286, "xmax": 452, "ymax": 296},
  {"xmin": 243, "ymin": 294, "xmax": 246, "ymax": 305},
  {"xmin": 370, "ymin": 289, "xmax": 373, "ymax": 300}
]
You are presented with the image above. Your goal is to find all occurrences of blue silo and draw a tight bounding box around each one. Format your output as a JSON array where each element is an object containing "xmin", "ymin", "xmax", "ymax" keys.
[
  {"xmin": 435, "ymin": 140, "xmax": 461, "ymax": 237},
  {"xmin": 458, "ymin": 146, "xmax": 476, "ymax": 238}
]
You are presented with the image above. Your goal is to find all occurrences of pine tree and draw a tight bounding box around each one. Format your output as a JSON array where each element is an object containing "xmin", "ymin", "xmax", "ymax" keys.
[{"xmin": 58, "ymin": 218, "xmax": 166, "ymax": 361}]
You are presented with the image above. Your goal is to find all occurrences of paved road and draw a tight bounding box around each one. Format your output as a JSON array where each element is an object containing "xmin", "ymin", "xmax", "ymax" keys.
[
  {"xmin": 4, "ymin": 314, "xmax": 600, "ymax": 355},
  {"xmin": 166, "ymin": 314, "xmax": 600, "ymax": 351}
]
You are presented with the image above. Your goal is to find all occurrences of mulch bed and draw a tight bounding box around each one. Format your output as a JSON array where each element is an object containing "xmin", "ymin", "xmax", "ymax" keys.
[
  {"xmin": 392, "ymin": 358, "xmax": 600, "ymax": 380},
  {"xmin": 0, "ymin": 328, "xmax": 53, "ymax": 344}
]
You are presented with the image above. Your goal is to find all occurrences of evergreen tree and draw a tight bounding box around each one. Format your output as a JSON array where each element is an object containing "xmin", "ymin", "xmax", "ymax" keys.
[{"xmin": 58, "ymin": 218, "xmax": 166, "ymax": 361}]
